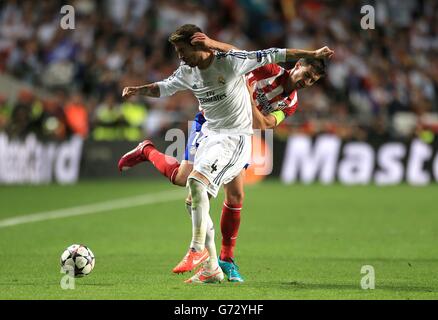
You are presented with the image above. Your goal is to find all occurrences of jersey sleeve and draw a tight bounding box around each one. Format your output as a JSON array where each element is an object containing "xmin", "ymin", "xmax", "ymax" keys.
[
  {"xmin": 155, "ymin": 67, "xmax": 187, "ymax": 97},
  {"xmin": 247, "ymin": 64, "xmax": 280, "ymax": 84},
  {"xmin": 220, "ymin": 49, "xmax": 286, "ymax": 77}
]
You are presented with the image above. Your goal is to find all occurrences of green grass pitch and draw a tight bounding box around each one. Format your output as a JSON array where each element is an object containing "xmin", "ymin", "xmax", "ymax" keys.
[{"xmin": 0, "ymin": 179, "xmax": 437, "ymax": 299}]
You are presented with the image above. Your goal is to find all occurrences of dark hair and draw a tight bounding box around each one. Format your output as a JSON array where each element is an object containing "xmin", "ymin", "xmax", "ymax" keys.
[
  {"xmin": 298, "ymin": 58, "xmax": 326, "ymax": 77},
  {"xmin": 168, "ymin": 24, "xmax": 202, "ymax": 45}
]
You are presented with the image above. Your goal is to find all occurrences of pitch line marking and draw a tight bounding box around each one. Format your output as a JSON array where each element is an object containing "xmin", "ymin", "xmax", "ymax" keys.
[{"xmin": 0, "ymin": 189, "xmax": 187, "ymax": 228}]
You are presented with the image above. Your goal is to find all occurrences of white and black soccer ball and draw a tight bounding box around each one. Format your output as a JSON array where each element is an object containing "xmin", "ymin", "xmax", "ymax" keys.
[{"xmin": 60, "ymin": 244, "xmax": 95, "ymax": 277}]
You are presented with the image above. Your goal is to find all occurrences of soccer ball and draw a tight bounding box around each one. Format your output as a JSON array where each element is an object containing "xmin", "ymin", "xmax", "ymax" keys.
[{"xmin": 60, "ymin": 244, "xmax": 95, "ymax": 277}]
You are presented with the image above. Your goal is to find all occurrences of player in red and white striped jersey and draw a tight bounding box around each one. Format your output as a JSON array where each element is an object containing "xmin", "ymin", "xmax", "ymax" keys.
[
  {"xmin": 246, "ymin": 58, "xmax": 324, "ymax": 130},
  {"xmin": 248, "ymin": 63, "xmax": 298, "ymax": 117},
  {"xmin": 247, "ymin": 63, "xmax": 299, "ymax": 127}
]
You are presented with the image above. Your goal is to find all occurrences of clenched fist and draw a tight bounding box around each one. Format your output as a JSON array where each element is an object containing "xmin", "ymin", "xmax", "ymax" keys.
[{"xmin": 314, "ymin": 46, "xmax": 335, "ymax": 59}]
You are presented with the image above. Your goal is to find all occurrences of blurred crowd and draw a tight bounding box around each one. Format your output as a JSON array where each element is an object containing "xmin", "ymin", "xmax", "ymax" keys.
[{"xmin": 0, "ymin": 0, "xmax": 437, "ymax": 142}]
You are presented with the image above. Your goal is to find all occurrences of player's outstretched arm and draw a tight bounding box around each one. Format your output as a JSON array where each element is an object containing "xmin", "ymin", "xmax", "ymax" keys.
[
  {"xmin": 191, "ymin": 32, "xmax": 239, "ymax": 52},
  {"xmin": 122, "ymin": 83, "xmax": 160, "ymax": 99},
  {"xmin": 226, "ymin": 45, "xmax": 334, "ymax": 78},
  {"xmin": 285, "ymin": 46, "xmax": 334, "ymax": 61}
]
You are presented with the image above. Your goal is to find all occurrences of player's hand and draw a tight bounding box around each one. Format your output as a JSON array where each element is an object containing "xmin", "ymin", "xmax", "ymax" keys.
[
  {"xmin": 122, "ymin": 86, "xmax": 139, "ymax": 99},
  {"xmin": 191, "ymin": 32, "xmax": 212, "ymax": 49},
  {"xmin": 314, "ymin": 46, "xmax": 334, "ymax": 59}
]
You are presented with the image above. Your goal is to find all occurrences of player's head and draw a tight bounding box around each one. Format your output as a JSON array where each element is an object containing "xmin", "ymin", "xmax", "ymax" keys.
[
  {"xmin": 289, "ymin": 58, "xmax": 326, "ymax": 90},
  {"xmin": 169, "ymin": 24, "xmax": 208, "ymax": 67}
]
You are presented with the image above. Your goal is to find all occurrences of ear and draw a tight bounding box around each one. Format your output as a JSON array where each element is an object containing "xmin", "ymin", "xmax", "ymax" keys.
[{"xmin": 295, "ymin": 61, "xmax": 301, "ymax": 69}]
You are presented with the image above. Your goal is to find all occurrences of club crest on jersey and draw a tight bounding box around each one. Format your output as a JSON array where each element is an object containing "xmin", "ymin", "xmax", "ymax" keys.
[
  {"xmin": 192, "ymin": 81, "xmax": 202, "ymax": 89},
  {"xmin": 217, "ymin": 76, "xmax": 226, "ymax": 85},
  {"xmin": 276, "ymin": 101, "xmax": 288, "ymax": 110}
]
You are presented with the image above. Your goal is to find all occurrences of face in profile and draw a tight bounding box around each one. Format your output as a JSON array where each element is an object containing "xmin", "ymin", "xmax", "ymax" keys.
[
  {"xmin": 173, "ymin": 42, "xmax": 199, "ymax": 67},
  {"xmin": 289, "ymin": 62, "xmax": 321, "ymax": 90}
]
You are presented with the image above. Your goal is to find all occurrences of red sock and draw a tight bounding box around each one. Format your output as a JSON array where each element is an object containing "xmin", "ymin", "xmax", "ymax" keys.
[
  {"xmin": 220, "ymin": 202, "xmax": 242, "ymax": 262},
  {"xmin": 143, "ymin": 146, "xmax": 180, "ymax": 184}
]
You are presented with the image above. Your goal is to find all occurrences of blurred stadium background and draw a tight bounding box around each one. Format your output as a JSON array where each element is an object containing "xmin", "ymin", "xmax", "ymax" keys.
[
  {"xmin": 1, "ymin": 0, "xmax": 438, "ymax": 299},
  {"xmin": 1, "ymin": 0, "xmax": 438, "ymax": 183}
]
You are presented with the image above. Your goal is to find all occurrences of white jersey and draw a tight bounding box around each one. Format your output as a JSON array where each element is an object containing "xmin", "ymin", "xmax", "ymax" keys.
[{"xmin": 156, "ymin": 49, "xmax": 286, "ymax": 135}]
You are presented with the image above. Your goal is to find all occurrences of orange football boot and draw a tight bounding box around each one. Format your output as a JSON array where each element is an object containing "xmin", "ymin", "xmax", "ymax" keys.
[{"xmin": 172, "ymin": 248, "xmax": 209, "ymax": 274}]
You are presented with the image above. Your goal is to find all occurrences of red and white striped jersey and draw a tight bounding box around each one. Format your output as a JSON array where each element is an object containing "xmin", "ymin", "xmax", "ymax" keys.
[{"xmin": 246, "ymin": 64, "xmax": 298, "ymax": 118}]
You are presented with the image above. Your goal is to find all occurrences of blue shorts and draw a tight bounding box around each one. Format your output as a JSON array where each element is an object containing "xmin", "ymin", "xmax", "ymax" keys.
[
  {"xmin": 185, "ymin": 112, "xmax": 250, "ymax": 170},
  {"xmin": 184, "ymin": 112, "xmax": 206, "ymax": 162}
]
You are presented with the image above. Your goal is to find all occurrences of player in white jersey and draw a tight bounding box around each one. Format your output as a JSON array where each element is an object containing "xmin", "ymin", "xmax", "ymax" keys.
[{"xmin": 121, "ymin": 24, "xmax": 334, "ymax": 283}]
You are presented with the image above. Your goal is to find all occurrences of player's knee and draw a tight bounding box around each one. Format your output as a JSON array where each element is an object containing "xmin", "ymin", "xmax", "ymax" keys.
[
  {"xmin": 174, "ymin": 162, "xmax": 192, "ymax": 186},
  {"xmin": 225, "ymin": 190, "xmax": 245, "ymax": 206},
  {"xmin": 172, "ymin": 174, "xmax": 187, "ymax": 187}
]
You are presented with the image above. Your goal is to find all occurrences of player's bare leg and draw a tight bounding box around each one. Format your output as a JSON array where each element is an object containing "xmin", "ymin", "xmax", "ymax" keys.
[{"xmin": 173, "ymin": 160, "xmax": 193, "ymax": 187}]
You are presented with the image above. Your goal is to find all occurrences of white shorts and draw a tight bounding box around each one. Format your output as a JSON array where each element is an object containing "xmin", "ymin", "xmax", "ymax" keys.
[{"xmin": 192, "ymin": 133, "xmax": 251, "ymax": 197}]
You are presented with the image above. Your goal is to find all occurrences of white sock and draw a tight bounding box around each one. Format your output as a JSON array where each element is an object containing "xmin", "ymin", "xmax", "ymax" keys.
[
  {"xmin": 185, "ymin": 199, "xmax": 218, "ymax": 270},
  {"xmin": 188, "ymin": 178, "xmax": 209, "ymax": 252},
  {"xmin": 205, "ymin": 215, "xmax": 219, "ymax": 270}
]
